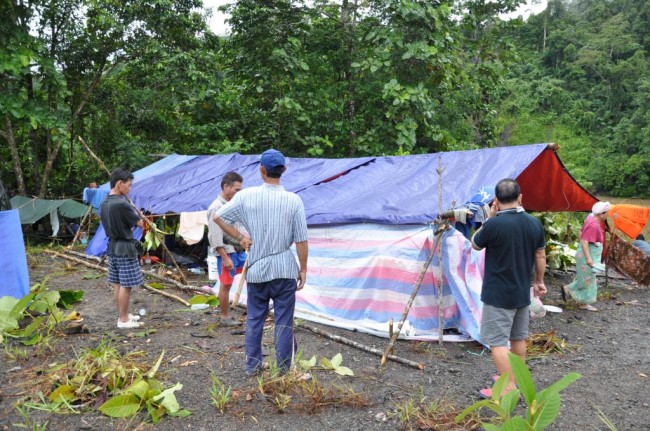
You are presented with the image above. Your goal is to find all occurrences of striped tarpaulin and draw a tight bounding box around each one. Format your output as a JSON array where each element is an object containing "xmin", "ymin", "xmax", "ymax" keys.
[{"xmin": 232, "ymin": 224, "xmax": 485, "ymax": 342}]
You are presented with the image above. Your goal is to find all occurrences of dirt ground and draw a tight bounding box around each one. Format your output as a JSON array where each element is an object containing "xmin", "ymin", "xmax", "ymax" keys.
[{"xmin": 1, "ymin": 251, "xmax": 649, "ymax": 431}]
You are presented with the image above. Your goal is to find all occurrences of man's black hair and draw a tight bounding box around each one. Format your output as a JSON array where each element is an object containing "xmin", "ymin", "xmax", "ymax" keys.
[
  {"xmin": 637, "ymin": 234, "xmax": 646, "ymax": 241},
  {"xmin": 266, "ymin": 166, "xmax": 284, "ymax": 179},
  {"xmin": 495, "ymin": 178, "xmax": 521, "ymax": 204},
  {"xmin": 110, "ymin": 168, "xmax": 134, "ymax": 189},
  {"xmin": 221, "ymin": 171, "xmax": 243, "ymax": 189}
]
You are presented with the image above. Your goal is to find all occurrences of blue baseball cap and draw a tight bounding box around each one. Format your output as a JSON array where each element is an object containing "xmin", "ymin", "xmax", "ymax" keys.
[{"xmin": 260, "ymin": 149, "xmax": 286, "ymax": 170}]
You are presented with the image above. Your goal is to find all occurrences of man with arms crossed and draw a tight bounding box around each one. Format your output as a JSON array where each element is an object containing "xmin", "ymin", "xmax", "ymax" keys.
[
  {"xmin": 206, "ymin": 171, "xmax": 245, "ymax": 327},
  {"xmin": 471, "ymin": 178, "xmax": 547, "ymax": 398},
  {"xmin": 100, "ymin": 168, "xmax": 145, "ymax": 329},
  {"xmin": 213, "ymin": 149, "xmax": 308, "ymax": 376}
]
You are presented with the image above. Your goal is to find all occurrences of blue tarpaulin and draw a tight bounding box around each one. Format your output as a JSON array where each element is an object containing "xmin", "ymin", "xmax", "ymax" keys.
[
  {"xmin": 0, "ymin": 210, "xmax": 30, "ymax": 299},
  {"xmin": 116, "ymin": 143, "xmax": 594, "ymax": 223}
]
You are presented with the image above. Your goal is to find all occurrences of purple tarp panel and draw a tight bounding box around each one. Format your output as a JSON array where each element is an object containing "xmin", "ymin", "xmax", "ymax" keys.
[{"xmin": 300, "ymin": 144, "xmax": 548, "ymax": 224}]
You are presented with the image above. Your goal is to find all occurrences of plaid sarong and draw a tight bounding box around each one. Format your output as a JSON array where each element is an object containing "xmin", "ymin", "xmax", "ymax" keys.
[{"xmin": 108, "ymin": 256, "xmax": 144, "ymax": 288}]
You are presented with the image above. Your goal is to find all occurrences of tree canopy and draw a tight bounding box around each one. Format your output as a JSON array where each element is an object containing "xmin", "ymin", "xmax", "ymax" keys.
[{"xmin": 1, "ymin": 0, "xmax": 647, "ymax": 198}]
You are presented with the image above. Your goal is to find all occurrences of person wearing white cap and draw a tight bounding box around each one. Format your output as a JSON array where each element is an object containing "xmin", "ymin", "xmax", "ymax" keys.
[{"xmin": 562, "ymin": 201, "xmax": 611, "ymax": 312}]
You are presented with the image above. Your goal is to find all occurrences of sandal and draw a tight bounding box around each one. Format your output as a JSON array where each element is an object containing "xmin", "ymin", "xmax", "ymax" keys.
[{"xmin": 578, "ymin": 304, "xmax": 598, "ymax": 312}]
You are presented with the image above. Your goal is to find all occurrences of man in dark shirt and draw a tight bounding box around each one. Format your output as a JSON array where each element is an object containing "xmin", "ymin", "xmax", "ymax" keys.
[
  {"xmin": 100, "ymin": 168, "xmax": 145, "ymax": 329},
  {"xmin": 471, "ymin": 178, "xmax": 547, "ymax": 398}
]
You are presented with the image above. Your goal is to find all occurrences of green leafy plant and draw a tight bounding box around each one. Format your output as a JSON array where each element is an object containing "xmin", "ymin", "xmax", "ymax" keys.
[
  {"xmin": 319, "ymin": 353, "xmax": 354, "ymax": 376},
  {"xmin": 455, "ymin": 352, "xmax": 581, "ymax": 430},
  {"xmin": 210, "ymin": 373, "xmax": 233, "ymax": 414}
]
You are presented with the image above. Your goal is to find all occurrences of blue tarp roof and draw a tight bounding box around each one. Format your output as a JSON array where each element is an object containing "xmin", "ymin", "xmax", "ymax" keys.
[{"xmin": 87, "ymin": 143, "xmax": 596, "ymax": 225}]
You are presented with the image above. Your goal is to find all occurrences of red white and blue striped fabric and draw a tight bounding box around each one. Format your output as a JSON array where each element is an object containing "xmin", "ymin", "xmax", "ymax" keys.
[{"xmin": 232, "ymin": 224, "xmax": 486, "ymax": 342}]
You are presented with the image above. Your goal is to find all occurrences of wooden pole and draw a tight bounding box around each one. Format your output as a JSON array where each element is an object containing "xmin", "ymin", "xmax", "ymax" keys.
[
  {"xmin": 230, "ymin": 257, "xmax": 249, "ymax": 308},
  {"xmin": 45, "ymin": 250, "xmax": 190, "ymax": 306},
  {"xmin": 77, "ymin": 135, "xmax": 188, "ymax": 284},
  {"xmin": 436, "ymin": 155, "xmax": 445, "ymax": 345},
  {"xmin": 380, "ymin": 231, "xmax": 443, "ymax": 367},
  {"xmin": 68, "ymin": 206, "xmax": 93, "ymax": 248},
  {"xmin": 301, "ymin": 324, "xmax": 424, "ymax": 370}
]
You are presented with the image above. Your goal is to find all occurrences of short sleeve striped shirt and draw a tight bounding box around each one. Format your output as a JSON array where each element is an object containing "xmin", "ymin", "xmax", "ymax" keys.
[{"xmin": 216, "ymin": 183, "xmax": 308, "ymax": 283}]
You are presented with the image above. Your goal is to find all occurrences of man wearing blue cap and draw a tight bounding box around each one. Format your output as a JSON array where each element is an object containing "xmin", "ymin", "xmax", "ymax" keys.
[{"xmin": 213, "ymin": 149, "xmax": 309, "ymax": 376}]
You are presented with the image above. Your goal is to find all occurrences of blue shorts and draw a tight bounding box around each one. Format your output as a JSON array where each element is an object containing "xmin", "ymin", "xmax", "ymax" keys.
[{"xmin": 108, "ymin": 256, "xmax": 144, "ymax": 288}]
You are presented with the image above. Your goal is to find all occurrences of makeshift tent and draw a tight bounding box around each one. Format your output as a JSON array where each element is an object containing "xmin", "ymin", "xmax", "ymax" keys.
[
  {"xmin": 86, "ymin": 143, "xmax": 597, "ymax": 341},
  {"xmin": 10, "ymin": 195, "xmax": 91, "ymax": 236}
]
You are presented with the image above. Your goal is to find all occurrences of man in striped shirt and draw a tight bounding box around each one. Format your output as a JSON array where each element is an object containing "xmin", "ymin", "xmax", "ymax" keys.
[{"xmin": 213, "ymin": 149, "xmax": 309, "ymax": 376}]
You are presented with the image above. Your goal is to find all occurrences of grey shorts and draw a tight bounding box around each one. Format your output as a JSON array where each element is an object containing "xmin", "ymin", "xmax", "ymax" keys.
[{"xmin": 480, "ymin": 304, "xmax": 530, "ymax": 347}]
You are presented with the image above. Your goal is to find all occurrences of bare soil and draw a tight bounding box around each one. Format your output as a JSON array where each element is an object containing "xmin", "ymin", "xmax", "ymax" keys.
[{"xmin": 1, "ymin": 251, "xmax": 649, "ymax": 430}]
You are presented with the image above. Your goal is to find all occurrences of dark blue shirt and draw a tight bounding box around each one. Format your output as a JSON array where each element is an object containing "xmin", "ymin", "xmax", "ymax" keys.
[{"xmin": 473, "ymin": 209, "xmax": 545, "ymax": 308}]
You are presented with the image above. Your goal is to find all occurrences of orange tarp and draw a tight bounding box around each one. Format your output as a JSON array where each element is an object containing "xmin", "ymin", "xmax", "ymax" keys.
[{"xmin": 608, "ymin": 204, "xmax": 650, "ymax": 239}]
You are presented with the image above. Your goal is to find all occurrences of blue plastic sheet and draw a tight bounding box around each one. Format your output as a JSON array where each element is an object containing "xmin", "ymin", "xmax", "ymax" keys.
[{"xmin": 0, "ymin": 210, "xmax": 30, "ymax": 299}]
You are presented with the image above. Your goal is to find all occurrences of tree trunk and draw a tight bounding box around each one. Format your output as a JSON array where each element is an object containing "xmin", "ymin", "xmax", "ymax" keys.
[
  {"xmin": 2, "ymin": 116, "xmax": 27, "ymax": 195},
  {"xmin": 341, "ymin": 0, "xmax": 357, "ymax": 156}
]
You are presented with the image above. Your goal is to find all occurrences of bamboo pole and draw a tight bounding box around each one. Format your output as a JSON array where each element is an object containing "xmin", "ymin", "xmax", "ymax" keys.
[
  {"xmin": 301, "ymin": 324, "xmax": 424, "ymax": 370},
  {"xmin": 380, "ymin": 231, "xmax": 443, "ymax": 367},
  {"xmin": 45, "ymin": 249, "xmax": 191, "ymax": 306},
  {"xmin": 63, "ymin": 249, "xmax": 203, "ymax": 292},
  {"xmin": 436, "ymin": 155, "xmax": 445, "ymax": 345},
  {"xmin": 68, "ymin": 206, "xmax": 93, "ymax": 248},
  {"xmin": 77, "ymin": 135, "xmax": 188, "ymax": 284},
  {"xmin": 230, "ymin": 257, "xmax": 249, "ymax": 308}
]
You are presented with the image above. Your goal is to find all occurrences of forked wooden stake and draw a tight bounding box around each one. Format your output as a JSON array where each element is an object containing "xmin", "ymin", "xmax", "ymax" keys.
[{"xmin": 380, "ymin": 230, "xmax": 443, "ymax": 367}]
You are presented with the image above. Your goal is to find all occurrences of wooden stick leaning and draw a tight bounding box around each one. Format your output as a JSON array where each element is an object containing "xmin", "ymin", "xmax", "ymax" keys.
[
  {"xmin": 380, "ymin": 230, "xmax": 444, "ymax": 367},
  {"xmin": 436, "ymin": 155, "xmax": 445, "ymax": 345},
  {"xmin": 68, "ymin": 206, "xmax": 93, "ymax": 248},
  {"xmin": 230, "ymin": 257, "xmax": 249, "ymax": 308},
  {"xmin": 301, "ymin": 323, "xmax": 424, "ymax": 370},
  {"xmin": 77, "ymin": 135, "xmax": 188, "ymax": 285},
  {"xmin": 45, "ymin": 250, "xmax": 190, "ymax": 306}
]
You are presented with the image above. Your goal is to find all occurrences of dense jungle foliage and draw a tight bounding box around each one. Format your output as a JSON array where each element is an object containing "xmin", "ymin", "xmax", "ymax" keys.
[{"xmin": 1, "ymin": 0, "xmax": 648, "ymax": 198}]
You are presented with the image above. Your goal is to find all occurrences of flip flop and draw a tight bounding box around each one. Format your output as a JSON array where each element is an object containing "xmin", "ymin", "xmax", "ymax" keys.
[
  {"xmin": 479, "ymin": 386, "xmax": 517, "ymax": 399},
  {"xmin": 578, "ymin": 304, "xmax": 598, "ymax": 312},
  {"xmin": 491, "ymin": 375, "xmax": 499, "ymax": 383}
]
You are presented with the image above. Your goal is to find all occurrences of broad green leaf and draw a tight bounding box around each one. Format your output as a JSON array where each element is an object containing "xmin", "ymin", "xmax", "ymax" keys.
[
  {"xmin": 17, "ymin": 315, "xmax": 45, "ymax": 338},
  {"xmin": 152, "ymin": 383, "xmax": 183, "ymax": 413},
  {"xmin": 169, "ymin": 408, "xmax": 191, "ymax": 417},
  {"xmin": 205, "ymin": 295, "xmax": 219, "ymax": 307},
  {"xmin": 148, "ymin": 282, "xmax": 166, "ymax": 290},
  {"xmin": 20, "ymin": 334, "xmax": 41, "ymax": 346},
  {"xmin": 331, "ymin": 353, "xmax": 343, "ymax": 368},
  {"xmin": 99, "ymin": 394, "xmax": 141, "ymax": 418},
  {"xmin": 501, "ymin": 388, "xmax": 521, "ymax": 415},
  {"xmin": 49, "ymin": 384, "xmax": 76, "ymax": 402},
  {"xmin": 10, "ymin": 294, "xmax": 34, "ymax": 319},
  {"xmin": 319, "ymin": 357, "xmax": 333, "ymax": 369},
  {"xmin": 455, "ymin": 399, "xmax": 498, "ymax": 422},
  {"xmin": 0, "ymin": 296, "xmax": 20, "ymax": 316},
  {"xmin": 530, "ymin": 393, "xmax": 561, "ymax": 430},
  {"xmin": 125, "ymin": 380, "xmax": 149, "ymax": 400},
  {"xmin": 502, "ymin": 416, "xmax": 533, "ymax": 431},
  {"xmin": 188, "ymin": 295, "xmax": 207, "ymax": 305},
  {"xmin": 509, "ymin": 352, "xmax": 536, "ymax": 405},
  {"xmin": 334, "ymin": 366, "xmax": 354, "ymax": 376}
]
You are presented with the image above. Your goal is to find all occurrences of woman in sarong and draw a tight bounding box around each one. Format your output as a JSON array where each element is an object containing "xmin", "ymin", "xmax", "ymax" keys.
[{"xmin": 562, "ymin": 201, "xmax": 611, "ymax": 312}]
